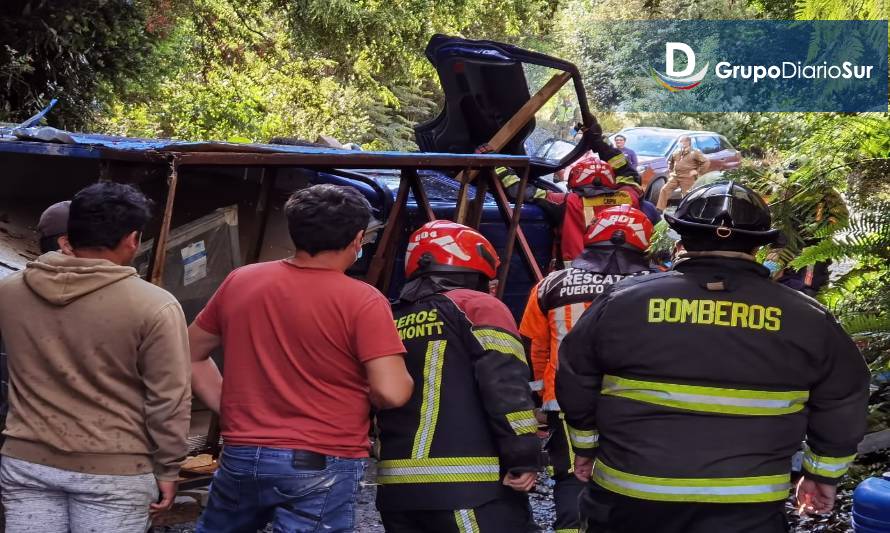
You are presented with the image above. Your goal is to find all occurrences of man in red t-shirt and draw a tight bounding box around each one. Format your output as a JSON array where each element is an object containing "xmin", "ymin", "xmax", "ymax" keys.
[{"xmin": 189, "ymin": 184, "xmax": 412, "ymax": 533}]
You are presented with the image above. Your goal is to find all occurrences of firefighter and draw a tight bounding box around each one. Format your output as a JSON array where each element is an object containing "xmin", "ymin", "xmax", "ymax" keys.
[
  {"xmin": 519, "ymin": 205, "xmax": 654, "ymax": 533},
  {"xmin": 556, "ymin": 181, "xmax": 870, "ymax": 533},
  {"xmin": 499, "ymin": 157, "xmax": 660, "ymax": 267},
  {"xmin": 376, "ymin": 220, "xmax": 542, "ymax": 533}
]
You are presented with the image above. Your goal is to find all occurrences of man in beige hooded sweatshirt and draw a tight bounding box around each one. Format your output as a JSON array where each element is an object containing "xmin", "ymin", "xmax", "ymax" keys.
[{"xmin": 0, "ymin": 182, "xmax": 191, "ymax": 533}]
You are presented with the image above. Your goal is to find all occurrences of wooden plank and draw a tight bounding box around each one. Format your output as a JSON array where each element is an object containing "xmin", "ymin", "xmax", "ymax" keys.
[
  {"xmin": 150, "ymin": 158, "xmax": 180, "ymax": 286},
  {"xmin": 173, "ymin": 150, "xmax": 528, "ymax": 169},
  {"xmin": 366, "ymin": 175, "xmax": 411, "ymax": 289},
  {"xmin": 491, "ymin": 166, "xmax": 543, "ymax": 298},
  {"xmin": 453, "ymin": 71, "xmax": 573, "ymax": 188},
  {"xmin": 406, "ymin": 169, "xmax": 435, "ymax": 222},
  {"xmin": 455, "ymin": 167, "xmax": 472, "ymax": 224}
]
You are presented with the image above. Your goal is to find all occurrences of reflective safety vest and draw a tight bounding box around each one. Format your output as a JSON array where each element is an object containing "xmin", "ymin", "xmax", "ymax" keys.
[
  {"xmin": 592, "ymin": 460, "xmax": 792, "ymax": 503},
  {"xmin": 560, "ymin": 187, "xmax": 641, "ymax": 261},
  {"xmin": 520, "ymin": 258, "xmax": 650, "ymax": 411},
  {"xmin": 557, "ymin": 255, "xmax": 870, "ymax": 504},
  {"xmin": 376, "ymin": 288, "xmax": 540, "ymax": 512}
]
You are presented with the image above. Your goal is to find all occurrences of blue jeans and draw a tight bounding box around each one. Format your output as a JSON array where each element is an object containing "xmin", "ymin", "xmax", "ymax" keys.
[{"xmin": 196, "ymin": 446, "xmax": 366, "ymax": 533}]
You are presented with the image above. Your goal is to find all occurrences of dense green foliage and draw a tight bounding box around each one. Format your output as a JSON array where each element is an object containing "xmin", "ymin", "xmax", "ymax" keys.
[
  {"xmin": 0, "ymin": 0, "xmax": 166, "ymax": 129},
  {"xmin": 1, "ymin": 0, "xmax": 556, "ymax": 148},
  {"xmin": 1, "ymin": 0, "xmax": 887, "ymax": 344},
  {"xmin": 97, "ymin": 0, "xmax": 557, "ymax": 148},
  {"xmin": 550, "ymin": 0, "xmax": 890, "ymax": 349}
]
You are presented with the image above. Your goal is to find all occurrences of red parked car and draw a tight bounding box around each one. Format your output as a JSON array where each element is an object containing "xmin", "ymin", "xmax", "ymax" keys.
[{"xmin": 609, "ymin": 127, "xmax": 741, "ymax": 204}]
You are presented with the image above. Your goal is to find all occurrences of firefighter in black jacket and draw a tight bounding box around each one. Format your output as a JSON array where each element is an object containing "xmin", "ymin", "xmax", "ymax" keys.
[
  {"xmin": 376, "ymin": 220, "xmax": 541, "ymax": 532},
  {"xmin": 556, "ymin": 181, "xmax": 870, "ymax": 533},
  {"xmin": 520, "ymin": 205, "xmax": 653, "ymax": 533}
]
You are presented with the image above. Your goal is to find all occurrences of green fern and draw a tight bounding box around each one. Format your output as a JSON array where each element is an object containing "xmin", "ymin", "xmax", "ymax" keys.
[
  {"xmin": 647, "ymin": 220, "xmax": 678, "ymax": 260},
  {"xmin": 843, "ymin": 314, "xmax": 890, "ymax": 336},
  {"xmin": 790, "ymin": 206, "xmax": 890, "ymax": 268}
]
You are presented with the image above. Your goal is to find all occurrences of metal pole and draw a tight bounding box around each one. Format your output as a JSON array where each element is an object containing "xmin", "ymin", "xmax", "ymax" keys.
[{"xmin": 150, "ymin": 157, "xmax": 180, "ymax": 286}]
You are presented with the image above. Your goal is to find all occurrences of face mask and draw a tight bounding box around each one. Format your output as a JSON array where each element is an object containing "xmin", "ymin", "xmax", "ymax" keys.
[{"xmin": 763, "ymin": 260, "xmax": 780, "ymax": 276}]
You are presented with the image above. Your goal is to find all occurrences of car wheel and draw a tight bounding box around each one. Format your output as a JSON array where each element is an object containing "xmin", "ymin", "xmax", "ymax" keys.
[{"xmin": 644, "ymin": 176, "xmax": 667, "ymax": 204}]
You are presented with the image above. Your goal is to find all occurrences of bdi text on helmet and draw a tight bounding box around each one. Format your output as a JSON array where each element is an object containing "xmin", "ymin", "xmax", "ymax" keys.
[{"xmin": 715, "ymin": 61, "xmax": 875, "ymax": 83}]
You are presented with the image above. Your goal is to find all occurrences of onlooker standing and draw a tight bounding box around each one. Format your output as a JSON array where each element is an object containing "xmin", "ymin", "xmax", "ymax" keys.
[
  {"xmin": 613, "ymin": 134, "xmax": 638, "ymax": 169},
  {"xmin": 1, "ymin": 200, "xmax": 73, "ymax": 449},
  {"xmin": 36, "ymin": 200, "xmax": 73, "ymax": 254},
  {"xmin": 190, "ymin": 184, "xmax": 412, "ymax": 533},
  {"xmin": 0, "ymin": 183, "xmax": 191, "ymax": 533},
  {"xmin": 656, "ymin": 135, "xmax": 710, "ymax": 211}
]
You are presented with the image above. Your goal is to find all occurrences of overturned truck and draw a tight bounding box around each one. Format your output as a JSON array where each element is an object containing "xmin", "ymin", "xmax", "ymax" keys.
[{"xmin": 0, "ymin": 36, "xmax": 607, "ymax": 492}]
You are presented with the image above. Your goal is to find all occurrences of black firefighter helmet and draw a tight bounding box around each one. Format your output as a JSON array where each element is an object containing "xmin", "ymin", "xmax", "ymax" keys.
[{"xmin": 664, "ymin": 181, "xmax": 781, "ymax": 248}]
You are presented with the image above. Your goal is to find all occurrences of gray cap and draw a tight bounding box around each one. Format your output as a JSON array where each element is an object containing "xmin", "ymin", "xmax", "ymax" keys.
[{"xmin": 37, "ymin": 200, "xmax": 71, "ymax": 238}]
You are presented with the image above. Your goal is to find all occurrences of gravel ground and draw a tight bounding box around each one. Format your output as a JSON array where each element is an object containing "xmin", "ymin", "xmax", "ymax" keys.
[
  {"xmin": 153, "ymin": 464, "xmax": 855, "ymax": 533},
  {"xmin": 151, "ymin": 464, "xmax": 559, "ymax": 533}
]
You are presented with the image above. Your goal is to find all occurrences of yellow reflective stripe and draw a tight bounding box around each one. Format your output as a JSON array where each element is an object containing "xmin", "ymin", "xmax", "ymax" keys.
[
  {"xmin": 803, "ymin": 446, "xmax": 856, "ymax": 464},
  {"xmin": 593, "ymin": 461, "xmax": 791, "ymax": 503},
  {"xmin": 566, "ymin": 424, "xmax": 599, "ymax": 449},
  {"xmin": 559, "ymin": 414, "xmax": 576, "ymax": 472},
  {"xmin": 472, "ymin": 328, "xmax": 527, "ymax": 364},
  {"xmin": 615, "ymin": 176, "xmax": 643, "ymax": 191},
  {"xmin": 533, "ymin": 188, "xmax": 547, "ymax": 199},
  {"xmin": 411, "ymin": 340, "xmax": 446, "ymax": 459},
  {"xmin": 499, "ymin": 170, "xmax": 520, "ymax": 188},
  {"xmin": 506, "ymin": 410, "xmax": 537, "ymax": 435},
  {"xmin": 377, "ymin": 456, "xmax": 501, "ymax": 485},
  {"xmin": 506, "ymin": 410, "xmax": 535, "ymax": 422},
  {"xmin": 379, "ymin": 473, "xmax": 499, "ymax": 484},
  {"xmin": 802, "ymin": 446, "xmax": 855, "ymax": 478},
  {"xmin": 379, "ymin": 457, "xmax": 499, "ymax": 467},
  {"xmin": 607, "ymin": 154, "xmax": 627, "ymax": 169},
  {"xmin": 454, "ymin": 509, "xmax": 480, "ymax": 533},
  {"xmin": 555, "ymin": 530, "xmax": 580, "ymax": 533},
  {"xmin": 601, "ymin": 375, "xmax": 809, "ymax": 416}
]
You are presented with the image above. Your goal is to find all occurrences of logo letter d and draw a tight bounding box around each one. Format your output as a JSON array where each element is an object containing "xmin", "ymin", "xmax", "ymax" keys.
[{"xmin": 666, "ymin": 42, "xmax": 695, "ymax": 77}]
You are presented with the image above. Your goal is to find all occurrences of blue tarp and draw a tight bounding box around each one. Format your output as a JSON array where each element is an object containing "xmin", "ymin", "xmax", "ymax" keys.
[{"xmin": 0, "ymin": 128, "xmax": 528, "ymax": 165}]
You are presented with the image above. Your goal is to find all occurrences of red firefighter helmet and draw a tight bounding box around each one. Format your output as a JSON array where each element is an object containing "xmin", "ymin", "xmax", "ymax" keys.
[
  {"xmin": 584, "ymin": 205, "xmax": 653, "ymax": 252},
  {"xmin": 405, "ymin": 220, "xmax": 500, "ymax": 280},
  {"xmin": 568, "ymin": 157, "xmax": 617, "ymax": 191}
]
